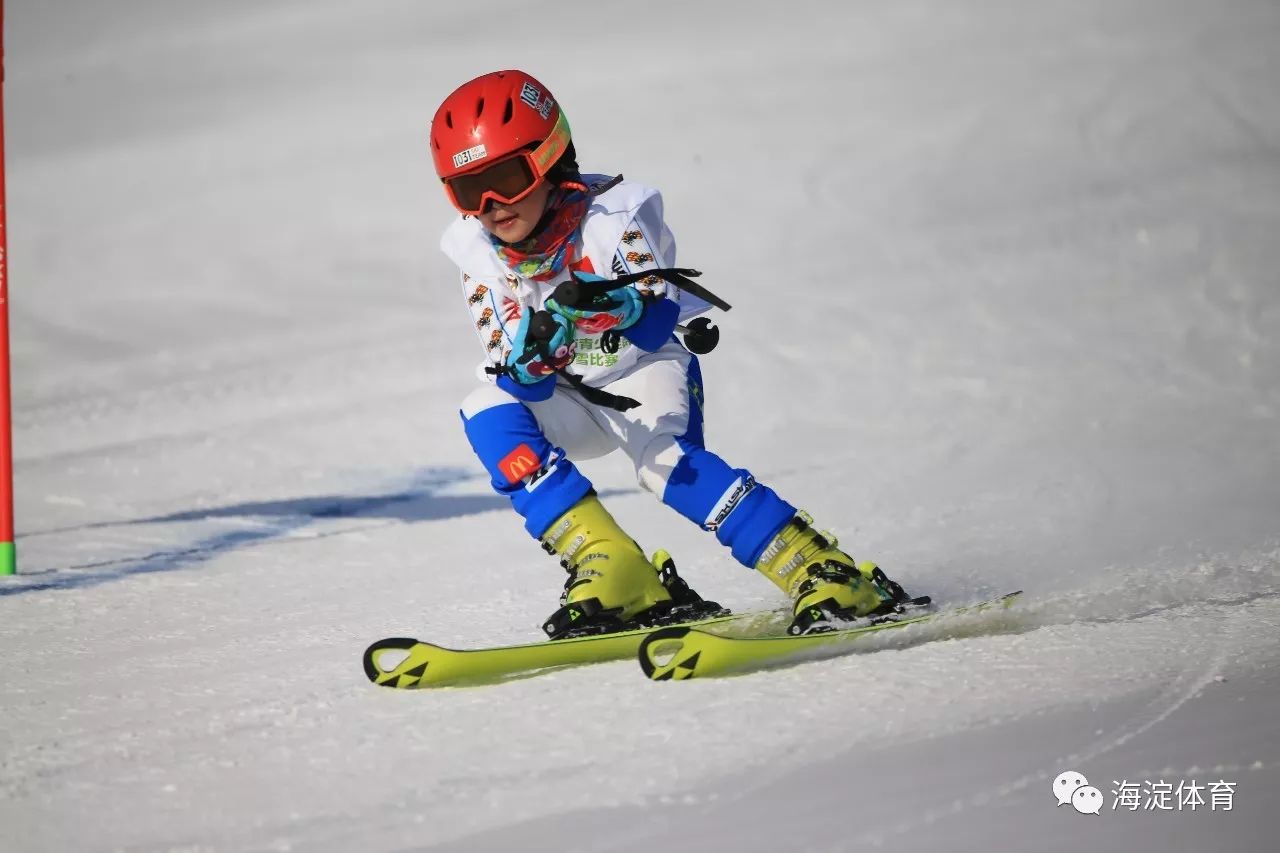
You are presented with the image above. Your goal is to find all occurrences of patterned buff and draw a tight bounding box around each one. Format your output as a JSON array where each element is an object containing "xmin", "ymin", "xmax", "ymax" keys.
[{"xmin": 489, "ymin": 186, "xmax": 590, "ymax": 282}]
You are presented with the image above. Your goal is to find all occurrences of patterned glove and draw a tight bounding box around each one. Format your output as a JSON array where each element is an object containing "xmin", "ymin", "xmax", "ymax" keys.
[
  {"xmin": 504, "ymin": 308, "xmax": 576, "ymax": 385},
  {"xmin": 545, "ymin": 272, "xmax": 646, "ymax": 336}
]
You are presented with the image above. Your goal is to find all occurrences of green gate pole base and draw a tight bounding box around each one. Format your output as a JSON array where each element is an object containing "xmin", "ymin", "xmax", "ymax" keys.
[{"xmin": 0, "ymin": 542, "xmax": 14, "ymax": 576}]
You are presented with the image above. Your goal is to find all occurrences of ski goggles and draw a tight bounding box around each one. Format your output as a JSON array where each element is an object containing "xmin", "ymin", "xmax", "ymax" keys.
[{"xmin": 442, "ymin": 112, "xmax": 571, "ymax": 215}]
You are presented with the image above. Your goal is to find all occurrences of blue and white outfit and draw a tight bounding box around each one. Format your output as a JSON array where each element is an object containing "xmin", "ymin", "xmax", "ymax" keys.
[{"xmin": 444, "ymin": 175, "xmax": 796, "ymax": 567}]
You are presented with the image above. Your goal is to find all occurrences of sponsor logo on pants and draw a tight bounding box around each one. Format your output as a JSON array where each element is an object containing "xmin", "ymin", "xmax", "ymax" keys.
[
  {"xmin": 703, "ymin": 475, "xmax": 756, "ymax": 532},
  {"xmin": 498, "ymin": 443, "xmax": 541, "ymax": 484}
]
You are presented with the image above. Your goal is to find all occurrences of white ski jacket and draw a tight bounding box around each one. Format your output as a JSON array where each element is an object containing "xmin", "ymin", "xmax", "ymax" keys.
[{"xmin": 440, "ymin": 175, "xmax": 710, "ymax": 389}]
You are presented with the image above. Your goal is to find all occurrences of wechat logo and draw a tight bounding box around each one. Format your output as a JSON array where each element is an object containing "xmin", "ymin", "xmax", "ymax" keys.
[{"xmin": 1053, "ymin": 770, "xmax": 1103, "ymax": 815}]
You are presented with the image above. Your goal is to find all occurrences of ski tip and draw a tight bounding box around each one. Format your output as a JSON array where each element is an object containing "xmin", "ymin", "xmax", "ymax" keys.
[{"xmin": 362, "ymin": 637, "xmax": 422, "ymax": 684}]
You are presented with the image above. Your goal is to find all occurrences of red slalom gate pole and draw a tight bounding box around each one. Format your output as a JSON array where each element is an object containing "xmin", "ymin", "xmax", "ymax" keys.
[{"xmin": 0, "ymin": 0, "xmax": 14, "ymax": 576}]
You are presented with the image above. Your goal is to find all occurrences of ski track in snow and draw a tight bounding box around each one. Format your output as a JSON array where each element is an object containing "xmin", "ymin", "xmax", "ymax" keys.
[
  {"xmin": 3, "ymin": 0, "xmax": 1280, "ymax": 851},
  {"xmin": 854, "ymin": 604, "xmax": 1242, "ymax": 846}
]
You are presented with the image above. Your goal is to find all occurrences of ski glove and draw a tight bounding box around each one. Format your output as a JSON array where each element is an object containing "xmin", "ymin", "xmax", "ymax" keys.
[
  {"xmin": 545, "ymin": 272, "xmax": 646, "ymax": 335},
  {"xmin": 503, "ymin": 307, "xmax": 576, "ymax": 386}
]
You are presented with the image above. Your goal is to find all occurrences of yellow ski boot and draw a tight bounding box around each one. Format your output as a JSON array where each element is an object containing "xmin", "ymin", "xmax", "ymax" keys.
[
  {"xmin": 540, "ymin": 493, "xmax": 726, "ymax": 639},
  {"xmin": 755, "ymin": 512, "xmax": 929, "ymax": 635}
]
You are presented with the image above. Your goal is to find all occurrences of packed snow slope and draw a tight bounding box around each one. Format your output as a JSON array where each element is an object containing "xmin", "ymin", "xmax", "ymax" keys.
[{"xmin": 3, "ymin": 0, "xmax": 1279, "ymax": 850}]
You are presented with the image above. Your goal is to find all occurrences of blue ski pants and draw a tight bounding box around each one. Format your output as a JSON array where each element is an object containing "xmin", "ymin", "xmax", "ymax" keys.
[{"xmin": 459, "ymin": 340, "xmax": 795, "ymax": 568}]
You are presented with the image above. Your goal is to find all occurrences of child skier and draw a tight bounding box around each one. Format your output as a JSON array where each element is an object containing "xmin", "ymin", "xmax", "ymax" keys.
[{"xmin": 431, "ymin": 70, "xmax": 919, "ymax": 638}]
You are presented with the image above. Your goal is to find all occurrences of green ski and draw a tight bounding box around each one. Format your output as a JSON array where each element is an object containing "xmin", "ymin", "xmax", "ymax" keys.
[
  {"xmin": 364, "ymin": 609, "xmax": 787, "ymax": 688},
  {"xmin": 637, "ymin": 591, "xmax": 1023, "ymax": 680}
]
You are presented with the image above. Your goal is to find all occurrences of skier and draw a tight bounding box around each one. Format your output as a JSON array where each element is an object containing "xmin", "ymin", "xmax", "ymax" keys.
[{"xmin": 431, "ymin": 70, "xmax": 918, "ymax": 638}]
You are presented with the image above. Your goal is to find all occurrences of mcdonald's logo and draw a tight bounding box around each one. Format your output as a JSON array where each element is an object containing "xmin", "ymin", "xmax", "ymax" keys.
[{"xmin": 498, "ymin": 444, "xmax": 541, "ymax": 484}]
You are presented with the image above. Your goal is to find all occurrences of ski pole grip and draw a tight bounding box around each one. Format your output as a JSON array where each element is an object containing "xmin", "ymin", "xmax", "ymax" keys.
[
  {"xmin": 529, "ymin": 310, "xmax": 559, "ymax": 342},
  {"xmin": 551, "ymin": 275, "xmax": 618, "ymax": 308},
  {"xmin": 550, "ymin": 279, "xmax": 581, "ymax": 307}
]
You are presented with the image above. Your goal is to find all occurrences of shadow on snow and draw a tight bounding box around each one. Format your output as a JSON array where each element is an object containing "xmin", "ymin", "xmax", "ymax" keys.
[{"xmin": 1, "ymin": 467, "xmax": 524, "ymax": 596}]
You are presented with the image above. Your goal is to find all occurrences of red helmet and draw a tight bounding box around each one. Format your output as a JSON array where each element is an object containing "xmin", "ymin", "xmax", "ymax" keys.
[{"xmin": 430, "ymin": 70, "xmax": 572, "ymax": 182}]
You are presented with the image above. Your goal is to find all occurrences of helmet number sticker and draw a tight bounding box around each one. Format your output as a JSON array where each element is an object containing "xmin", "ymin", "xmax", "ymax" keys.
[
  {"xmin": 452, "ymin": 143, "xmax": 487, "ymax": 169},
  {"xmin": 519, "ymin": 81, "xmax": 555, "ymax": 119}
]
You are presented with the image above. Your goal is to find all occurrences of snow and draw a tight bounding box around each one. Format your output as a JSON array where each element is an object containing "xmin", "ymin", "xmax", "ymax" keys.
[{"xmin": 2, "ymin": 0, "xmax": 1279, "ymax": 850}]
